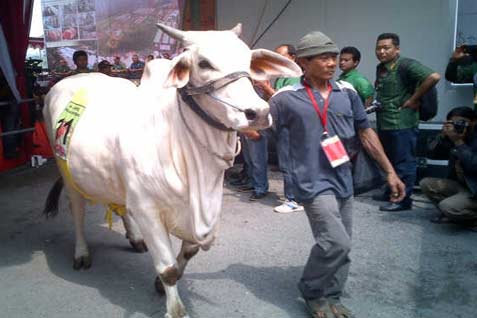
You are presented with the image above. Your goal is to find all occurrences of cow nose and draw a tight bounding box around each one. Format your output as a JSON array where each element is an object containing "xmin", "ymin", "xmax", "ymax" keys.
[{"xmin": 244, "ymin": 109, "xmax": 257, "ymax": 121}]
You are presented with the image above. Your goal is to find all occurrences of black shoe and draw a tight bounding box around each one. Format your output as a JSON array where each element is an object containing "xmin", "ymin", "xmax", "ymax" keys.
[
  {"xmin": 379, "ymin": 201, "xmax": 412, "ymax": 212},
  {"xmin": 230, "ymin": 178, "xmax": 249, "ymax": 186},
  {"xmin": 227, "ymin": 170, "xmax": 246, "ymax": 181},
  {"xmin": 236, "ymin": 185, "xmax": 254, "ymax": 192},
  {"xmin": 249, "ymin": 192, "xmax": 267, "ymax": 201}
]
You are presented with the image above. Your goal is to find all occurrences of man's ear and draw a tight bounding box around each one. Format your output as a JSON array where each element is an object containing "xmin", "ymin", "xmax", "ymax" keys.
[
  {"xmin": 164, "ymin": 50, "xmax": 192, "ymax": 88},
  {"xmin": 250, "ymin": 49, "xmax": 302, "ymax": 81}
]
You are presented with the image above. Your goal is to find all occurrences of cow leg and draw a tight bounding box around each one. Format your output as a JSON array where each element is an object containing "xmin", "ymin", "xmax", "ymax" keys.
[
  {"xmin": 155, "ymin": 241, "xmax": 199, "ymax": 294},
  {"xmin": 121, "ymin": 213, "xmax": 147, "ymax": 253},
  {"xmin": 176, "ymin": 241, "xmax": 199, "ymax": 280},
  {"xmin": 131, "ymin": 209, "xmax": 188, "ymax": 318},
  {"xmin": 66, "ymin": 185, "xmax": 91, "ymax": 270}
]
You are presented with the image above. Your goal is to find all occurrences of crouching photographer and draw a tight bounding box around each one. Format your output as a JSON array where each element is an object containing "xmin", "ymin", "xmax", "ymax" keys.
[{"xmin": 419, "ymin": 107, "xmax": 477, "ymax": 227}]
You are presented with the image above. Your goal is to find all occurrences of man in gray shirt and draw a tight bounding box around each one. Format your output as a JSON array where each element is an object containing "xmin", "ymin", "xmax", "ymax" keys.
[{"xmin": 270, "ymin": 31, "xmax": 405, "ymax": 318}]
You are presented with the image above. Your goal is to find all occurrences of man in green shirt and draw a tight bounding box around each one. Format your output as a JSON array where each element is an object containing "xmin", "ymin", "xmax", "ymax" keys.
[
  {"xmin": 246, "ymin": 44, "xmax": 304, "ymax": 213},
  {"xmin": 445, "ymin": 45, "xmax": 477, "ymax": 111},
  {"xmin": 111, "ymin": 56, "xmax": 127, "ymax": 77},
  {"xmin": 53, "ymin": 59, "xmax": 72, "ymax": 77},
  {"xmin": 374, "ymin": 33, "xmax": 440, "ymax": 211},
  {"xmin": 338, "ymin": 46, "xmax": 374, "ymax": 106}
]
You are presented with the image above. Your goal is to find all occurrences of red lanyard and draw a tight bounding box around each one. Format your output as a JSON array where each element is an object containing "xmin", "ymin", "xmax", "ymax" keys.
[{"xmin": 304, "ymin": 82, "xmax": 332, "ymax": 132}]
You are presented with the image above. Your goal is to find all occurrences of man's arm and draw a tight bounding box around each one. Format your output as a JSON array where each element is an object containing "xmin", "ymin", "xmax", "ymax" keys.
[
  {"xmin": 401, "ymin": 72, "xmax": 441, "ymax": 110},
  {"xmin": 253, "ymin": 80, "xmax": 275, "ymax": 101},
  {"xmin": 358, "ymin": 127, "xmax": 406, "ymax": 202},
  {"xmin": 445, "ymin": 47, "xmax": 476, "ymax": 83},
  {"xmin": 356, "ymin": 78, "xmax": 375, "ymax": 107}
]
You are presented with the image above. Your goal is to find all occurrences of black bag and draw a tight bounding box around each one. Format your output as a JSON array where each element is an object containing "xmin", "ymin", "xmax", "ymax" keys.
[
  {"xmin": 346, "ymin": 136, "xmax": 384, "ymax": 195},
  {"xmin": 397, "ymin": 58, "xmax": 438, "ymax": 121}
]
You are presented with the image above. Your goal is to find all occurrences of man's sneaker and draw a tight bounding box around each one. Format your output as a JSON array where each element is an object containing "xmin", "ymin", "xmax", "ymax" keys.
[{"xmin": 274, "ymin": 200, "xmax": 304, "ymax": 213}]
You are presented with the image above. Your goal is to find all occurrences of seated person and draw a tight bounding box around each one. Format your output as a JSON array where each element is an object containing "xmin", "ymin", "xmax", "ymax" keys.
[
  {"xmin": 419, "ymin": 106, "xmax": 477, "ymax": 227},
  {"xmin": 128, "ymin": 54, "xmax": 145, "ymax": 80},
  {"xmin": 71, "ymin": 50, "xmax": 90, "ymax": 74},
  {"xmin": 111, "ymin": 56, "xmax": 127, "ymax": 76},
  {"xmin": 97, "ymin": 60, "xmax": 112, "ymax": 76},
  {"xmin": 52, "ymin": 59, "xmax": 71, "ymax": 77}
]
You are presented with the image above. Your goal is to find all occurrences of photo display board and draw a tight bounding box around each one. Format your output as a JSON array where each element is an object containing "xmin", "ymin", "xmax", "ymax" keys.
[{"xmin": 40, "ymin": 0, "xmax": 181, "ymax": 71}]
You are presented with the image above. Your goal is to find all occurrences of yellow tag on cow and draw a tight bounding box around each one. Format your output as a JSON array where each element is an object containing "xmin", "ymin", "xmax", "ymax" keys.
[{"xmin": 54, "ymin": 88, "xmax": 88, "ymax": 160}]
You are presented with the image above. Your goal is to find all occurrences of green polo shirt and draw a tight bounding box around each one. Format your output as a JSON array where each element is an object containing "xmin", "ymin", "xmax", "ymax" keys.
[
  {"xmin": 338, "ymin": 69, "xmax": 374, "ymax": 104},
  {"xmin": 375, "ymin": 56, "xmax": 434, "ymax": 130},
  {"xmin": 274, "ymin": 77, "xmax": 300, "ymax": 90},
  {"xmin": 112, "ymin": 62, "xmax": 127, "ymax": 71},
  {"xmin": 54, "ymin": 65, "xmax": 71, "ymax": 74}
]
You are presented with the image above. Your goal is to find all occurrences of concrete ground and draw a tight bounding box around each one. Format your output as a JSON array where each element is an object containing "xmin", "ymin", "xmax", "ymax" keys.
[{"xmin": 0, "ymin": 163, "xmax": 476, "ymax": 318}]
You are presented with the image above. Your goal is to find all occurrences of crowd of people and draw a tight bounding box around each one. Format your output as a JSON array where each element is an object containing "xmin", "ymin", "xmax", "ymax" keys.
[
  {"xmin": 51, "ymin": 51, "xmax": 168, "ymax": 83},
  {"xmin": 225, "ymin": 30, "xmax": 476, "ymax": 318}
]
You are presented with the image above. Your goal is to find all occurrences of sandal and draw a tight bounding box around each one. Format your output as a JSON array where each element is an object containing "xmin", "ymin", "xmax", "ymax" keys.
[
  {"xmin": 329, "ymin": 302, "xmax": 355, "ymax": 318},
  {"xmin": 430, "ymin": 214, "xmax": 452, "ymax": 224},
  {"xmin": 305, "ymin": 298, "xmax": 334, "ymax": 318}
]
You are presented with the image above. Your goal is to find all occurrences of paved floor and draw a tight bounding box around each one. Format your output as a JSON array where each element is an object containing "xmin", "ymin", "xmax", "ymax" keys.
[{"xmin": 0, "ymin": 163, "xmax": 476, "ymax": 318}]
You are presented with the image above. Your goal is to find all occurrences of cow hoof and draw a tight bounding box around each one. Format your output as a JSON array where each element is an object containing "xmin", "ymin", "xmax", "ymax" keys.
[
  {"xmin": 165, "ymin": 314, "xmax": 190, "ymax": 318},
  {"xmin": 73, "ymin": 255, "xmax": 92, "ymax": 270},
  {"xmin": 154, "ymin": 276, "xmax": 165, "ymax": 295},
  {"xmin": 129, "ymin": 239, "xmax": 148, "ymax": 253}
]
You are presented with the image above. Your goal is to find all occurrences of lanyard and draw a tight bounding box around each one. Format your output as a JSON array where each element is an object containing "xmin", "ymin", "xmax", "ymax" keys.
[{"xmin": 304, "ymin": 82, "xmax": 332, "ymax": 132}]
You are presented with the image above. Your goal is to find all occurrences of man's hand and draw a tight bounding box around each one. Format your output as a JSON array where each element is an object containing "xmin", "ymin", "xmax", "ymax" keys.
[
  {"xmin": 442, "ymin": 121, "xmax": 466, "ymax": 145},
  {"xmin": 451, "ymin": 46, "xmax": 467, "ymax": 61},
  {"xmin": 386, "ymin": 172, "xmax": 406, "ymax": 202},
  {"xmin": 400, "ymin": 97, "xmax": 420, "ymax": 110},
  {"xmin": 242, "ymin": 130, "xmax": 261, "ymax": 140},
  {"xmin": 253, "ymin": 80, "xmax": 275, "ymax": 100}
]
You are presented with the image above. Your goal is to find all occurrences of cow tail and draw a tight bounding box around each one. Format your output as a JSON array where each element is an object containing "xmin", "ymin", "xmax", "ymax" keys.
[{"xmin": 43, "ymin": 177, "xmax": 64, "ymax": 218}]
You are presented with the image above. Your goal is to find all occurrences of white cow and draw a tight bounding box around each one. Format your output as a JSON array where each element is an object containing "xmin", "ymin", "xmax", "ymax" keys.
[{"xmin": 42, "ymin": 23, "xmax": 301, "ymax": 318}]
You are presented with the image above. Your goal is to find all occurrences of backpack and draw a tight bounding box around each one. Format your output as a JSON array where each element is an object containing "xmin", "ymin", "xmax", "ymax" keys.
[{"xmin": 397, "ymin": 58, "xmax": 438, "ymax": 121}]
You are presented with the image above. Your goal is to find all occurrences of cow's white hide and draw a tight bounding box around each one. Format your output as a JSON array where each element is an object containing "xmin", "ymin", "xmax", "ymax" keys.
[{"xmin": 43, "ymin": 23, "xmax": 302, "ymax": 318}]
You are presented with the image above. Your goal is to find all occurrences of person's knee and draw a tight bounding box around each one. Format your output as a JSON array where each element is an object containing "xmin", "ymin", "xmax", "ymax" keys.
[
  {"xmin": 330, "ymin": 236, "xmax": 351, "ymax": 258},
  {"xmin": 438, "ymin": 199, "xmax": 454, "ymax": 216},
  {"xmin": 419, "ymin": 178, "xmax": 433, "ymax": 194}
]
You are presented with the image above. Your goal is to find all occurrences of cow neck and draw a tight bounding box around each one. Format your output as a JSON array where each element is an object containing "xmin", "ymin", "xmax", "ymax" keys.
[{"xmin": 177, "ymin": 93, "xmax": 240, "ymax": 167}]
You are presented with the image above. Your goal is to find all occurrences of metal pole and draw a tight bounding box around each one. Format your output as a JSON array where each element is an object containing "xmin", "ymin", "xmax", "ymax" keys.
[{"xmin": 0, "ymin": 128, "xmax": 36, "ymax": 137}]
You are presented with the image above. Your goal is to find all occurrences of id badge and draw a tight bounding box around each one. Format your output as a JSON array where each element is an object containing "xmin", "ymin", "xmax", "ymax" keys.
[{"xmin": 320, "ymin": 134, "xmax": 350, "ymax": 168}]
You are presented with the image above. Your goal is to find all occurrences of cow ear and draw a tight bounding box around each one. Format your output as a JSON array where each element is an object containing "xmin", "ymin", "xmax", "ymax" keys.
[
  {"xmin": 250, "ymin": 49, "xmax": 302, "ymax": 81},
  {"xmin": 164, "ymin": 50, "xmax": 192, "ymax": 88}
]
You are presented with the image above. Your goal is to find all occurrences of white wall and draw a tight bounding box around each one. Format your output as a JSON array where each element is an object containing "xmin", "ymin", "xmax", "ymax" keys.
[{"xmin": 217, "ymin": 0, "xmax": 473, "ymax": 121}]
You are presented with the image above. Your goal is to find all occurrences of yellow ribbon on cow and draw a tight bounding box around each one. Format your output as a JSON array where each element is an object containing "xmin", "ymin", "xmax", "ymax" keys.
[{"xmin": 55, "ymin": 88, "xmax": 126, "ymax": 229}]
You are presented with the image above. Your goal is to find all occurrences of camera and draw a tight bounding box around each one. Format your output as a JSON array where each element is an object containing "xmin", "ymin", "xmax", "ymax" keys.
[
  {"xmin": 462, "ymin": 44, "xmax": 477, "ymax": 61},
  {"xmin": 365, "ymin": 100, "xmax": 382, "ymax": 114},
  {"xmin": 451, "ymin": 119, "xmax": 469, "ymax": 134}
]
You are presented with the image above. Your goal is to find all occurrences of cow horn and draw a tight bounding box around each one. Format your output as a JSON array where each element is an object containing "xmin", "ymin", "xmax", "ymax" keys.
[
  {"xmin": 157, "ymin": 23, "xmax": 186, "ymax": 41},
  {"xmin": 230, "ymin": 23, "xmax": 242, "ymax": 36}
]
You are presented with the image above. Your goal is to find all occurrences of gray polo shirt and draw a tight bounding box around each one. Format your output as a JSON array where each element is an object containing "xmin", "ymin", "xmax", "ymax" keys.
[{"xmin": 269, "ymin": 79, "xmax": 370, "ymax": 202}]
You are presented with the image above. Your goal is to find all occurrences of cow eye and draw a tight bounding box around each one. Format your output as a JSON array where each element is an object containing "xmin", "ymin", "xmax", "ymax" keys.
[{"xmin": 198, "ymin": 60, "xmax": 214, "ymax": 70}]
